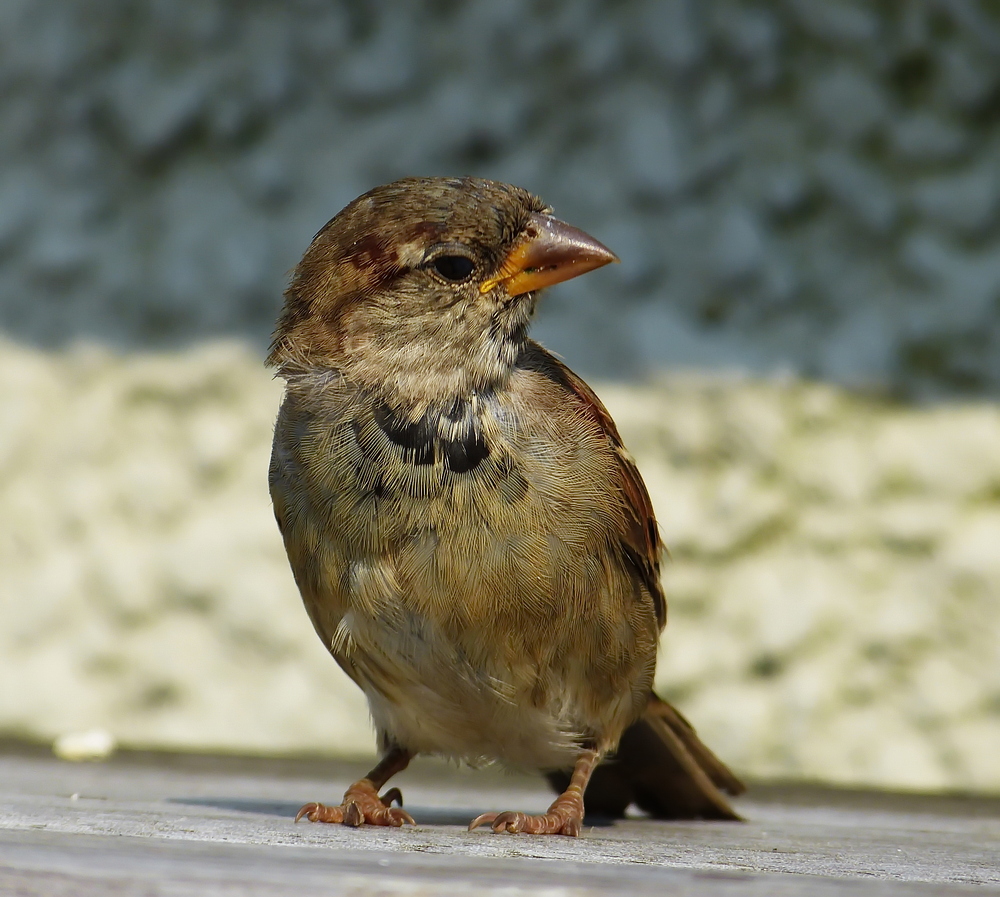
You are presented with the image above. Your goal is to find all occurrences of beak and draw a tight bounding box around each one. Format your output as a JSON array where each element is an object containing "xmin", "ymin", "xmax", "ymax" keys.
[{"xmin": 480, "ymin": 212, "xmax": 619, "ymax": 297}]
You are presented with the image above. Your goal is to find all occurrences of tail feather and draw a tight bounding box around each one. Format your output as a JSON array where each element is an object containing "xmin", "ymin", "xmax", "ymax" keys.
[{"xmin": 546, "ymin": 693, "xmax": 745, "ymax": 821}]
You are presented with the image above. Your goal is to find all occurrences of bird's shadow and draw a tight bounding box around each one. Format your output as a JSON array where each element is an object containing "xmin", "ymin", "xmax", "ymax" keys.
[
  {"xmin": 170, "ymin": 797, "xmax": 615, "ymax": 827},
  {"xmin": 171, "ymin": 797, "xmax": 482, "ymax": 827}
]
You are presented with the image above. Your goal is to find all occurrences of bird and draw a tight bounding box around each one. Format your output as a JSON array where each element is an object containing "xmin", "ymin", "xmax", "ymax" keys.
[{"xmin": 267, "ymin": 176, "xmax": 744, "ymax": 836}]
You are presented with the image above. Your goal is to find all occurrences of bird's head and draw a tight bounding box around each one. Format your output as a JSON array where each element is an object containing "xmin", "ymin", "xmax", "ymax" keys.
[{"xmin": 268, "ymin": 176, "xmax": 617, "ymax": 403}]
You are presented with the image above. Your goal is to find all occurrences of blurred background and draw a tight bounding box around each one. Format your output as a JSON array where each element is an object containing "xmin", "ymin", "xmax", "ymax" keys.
[{"xmin": 1, "ymin": 0, "xmax": 998, "ymax": 793}]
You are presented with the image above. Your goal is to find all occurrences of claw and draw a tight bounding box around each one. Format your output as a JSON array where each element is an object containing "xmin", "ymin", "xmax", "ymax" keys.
[
  {"xmin": 295, "ymin": 802, "xmax": 327, "ymax": 823},
  {"xmin": 468, "ymin": 795, "xmax": 585, "ymax": 837},
  {"xmin": 468, "ymin": 806, "xmax": 582, "ymax": 835},
  {"xmin": 391, "ymin": 807, "xmax": 416, "ymax": 826},
  {"xmin": 496, "ymin": 811, "xmax": 528, "ymax": 834},
  {"xmin": 295, "ymin": 780, "xmax": 415, "ymax": 828},
  {"xmin": 380, "ymin": 787, "xmax": 404, "ymax": 807},
  {"xmin": 468, "ymin": 811, "xmax": 498, "ymax": 831},
  {"xmin": 343, "ymin": 800, "xmax": 364, "ymax": 827}
]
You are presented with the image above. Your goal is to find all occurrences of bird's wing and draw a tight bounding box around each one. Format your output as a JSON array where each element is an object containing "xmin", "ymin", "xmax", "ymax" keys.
[
  {"xmin": 526, "ymin": 348, "xmax": 744, "ymax": 819},
  {"xmin": 524, "ymin": 346, "xmax": 666, "ymax": 628}
]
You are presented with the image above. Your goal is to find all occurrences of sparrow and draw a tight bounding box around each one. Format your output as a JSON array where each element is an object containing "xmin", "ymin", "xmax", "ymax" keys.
[{"xmin": 268, "ymin": 176, "xmax": 744, "ymax": 836}]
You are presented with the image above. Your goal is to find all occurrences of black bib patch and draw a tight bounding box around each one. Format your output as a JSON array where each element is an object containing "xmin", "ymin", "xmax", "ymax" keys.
[{"xmin": 374, "ymin": 398, "xmax": 490, "ymax": 473}]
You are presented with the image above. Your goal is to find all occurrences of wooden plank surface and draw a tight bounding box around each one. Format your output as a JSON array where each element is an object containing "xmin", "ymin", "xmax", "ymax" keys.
[{"xmin": 1, "ymin": 746, "xmax": 997, "ymax": 895}]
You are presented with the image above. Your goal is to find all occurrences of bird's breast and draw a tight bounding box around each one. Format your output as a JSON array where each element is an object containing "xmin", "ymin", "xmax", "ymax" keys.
[{"xmin": 273, "ymin": 377, "xmax": 635, "ymax": 636}]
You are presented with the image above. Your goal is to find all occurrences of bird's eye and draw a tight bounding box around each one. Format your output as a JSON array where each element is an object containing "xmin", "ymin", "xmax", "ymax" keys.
[{"xmin": 431, "ymin": 255, "xmax": 475, "ymax": 283}]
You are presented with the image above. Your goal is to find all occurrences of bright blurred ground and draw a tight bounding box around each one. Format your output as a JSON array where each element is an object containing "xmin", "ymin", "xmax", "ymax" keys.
[{"xmin": 2, "ymin": 337, "xmax": 998, "ymax": 793}]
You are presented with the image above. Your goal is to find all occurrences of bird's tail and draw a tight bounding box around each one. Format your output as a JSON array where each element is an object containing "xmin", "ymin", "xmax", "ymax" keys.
[{"xmin": 546, "ymin": 693, "xmax": 745, "ymax": 820}]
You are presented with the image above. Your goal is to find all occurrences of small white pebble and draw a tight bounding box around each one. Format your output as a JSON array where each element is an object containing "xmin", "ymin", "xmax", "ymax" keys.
[
  {"xmin": 53, "ymin": 729, "xmax": 117, "ymax": 762},
  {"xmin": 70, "ymin": 792, "xmax": 79, "ymax": 801}
]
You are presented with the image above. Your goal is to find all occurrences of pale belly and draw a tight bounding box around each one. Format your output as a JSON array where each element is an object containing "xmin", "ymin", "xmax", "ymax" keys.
[{"xmin": 334, "ymin": 604, "xmax": 636, "ymax": 770}]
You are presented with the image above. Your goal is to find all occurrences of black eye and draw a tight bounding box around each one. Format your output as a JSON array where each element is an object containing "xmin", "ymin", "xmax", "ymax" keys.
[{"xmin": 431, "ymin": 255, "xmax": 475, "ymax": 282}]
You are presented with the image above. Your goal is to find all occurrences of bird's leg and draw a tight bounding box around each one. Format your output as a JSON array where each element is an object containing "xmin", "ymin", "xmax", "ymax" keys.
[
  {"xmin": 295, "ymin": 746, "xmax": 415, "ymax": 827},
  {"xmin": 470, "ymin": 747, "xmax": 600, "ymax": 836}
]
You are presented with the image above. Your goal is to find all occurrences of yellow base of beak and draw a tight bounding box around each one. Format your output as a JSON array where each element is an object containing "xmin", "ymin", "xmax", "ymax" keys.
[{"xmin": 481, "ymin": 213, "xmax": 619, "ymax": 297}]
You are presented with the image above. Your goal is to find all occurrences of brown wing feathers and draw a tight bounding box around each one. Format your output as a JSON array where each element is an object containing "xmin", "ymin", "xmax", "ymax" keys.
[
  {"xmin": 538, "ymin": 356, "xmax": 744, "ymax": 819},
  {"xmin": 530, "ymin": 350, "xmax": 667, "ymax": 628}
]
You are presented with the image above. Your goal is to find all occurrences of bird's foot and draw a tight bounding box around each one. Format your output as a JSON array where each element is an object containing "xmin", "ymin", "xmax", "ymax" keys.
[
  {"xmin": 295, "ymin": 779, "xmax": 414, "ymax": 827},
  {"xmin": 469, "ymin": 791, "xmax": 584, "ymax": 836}
]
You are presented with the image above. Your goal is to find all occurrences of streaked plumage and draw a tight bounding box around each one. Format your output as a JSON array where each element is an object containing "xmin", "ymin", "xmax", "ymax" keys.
[{"xmin": 268, "ymin": 177, "xmax": 742, "ymax": 835}]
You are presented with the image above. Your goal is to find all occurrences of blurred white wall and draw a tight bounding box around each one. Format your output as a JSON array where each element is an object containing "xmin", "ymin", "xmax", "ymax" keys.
[{"xmin": 2, "ymin": 339, "xmax": 998, "ymax": 791}]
